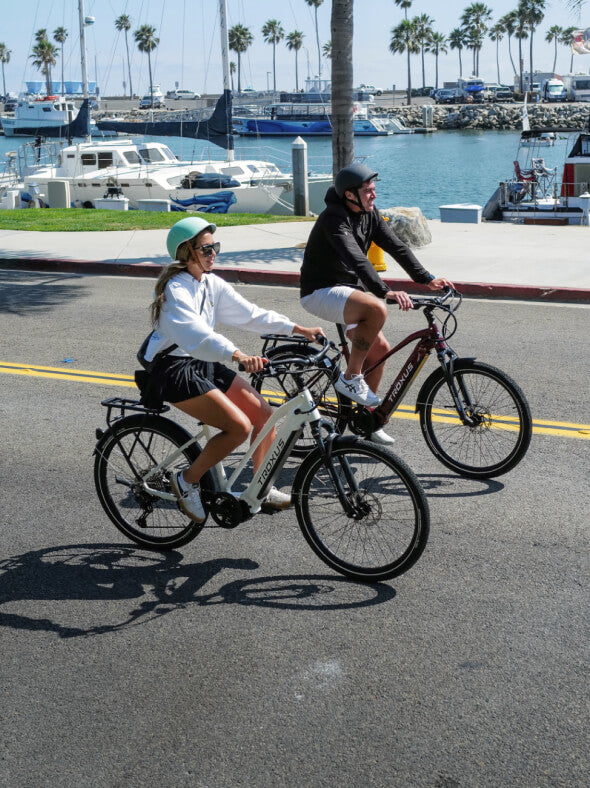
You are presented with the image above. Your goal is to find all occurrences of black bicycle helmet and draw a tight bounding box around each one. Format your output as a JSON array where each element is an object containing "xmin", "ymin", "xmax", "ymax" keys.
[{"xmin": 334, "ymin": 163, "xmax": 378, "ymax": 199}]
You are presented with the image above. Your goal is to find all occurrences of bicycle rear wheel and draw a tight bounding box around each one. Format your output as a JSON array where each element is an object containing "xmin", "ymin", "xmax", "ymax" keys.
[
  {"xmin": 418, "ymin": 360, "xmax": 532, "ymax": 478},
  {"xmin": 94, "ymin": 414, "xmax": 212, "ymax": 550},
  {"xmin": 252, "ymin": 343, "xmax": 348, "ymax": 456},
  {"xmin": 293, "ymin": 437, "xmax": 429, "ymax": 582}
]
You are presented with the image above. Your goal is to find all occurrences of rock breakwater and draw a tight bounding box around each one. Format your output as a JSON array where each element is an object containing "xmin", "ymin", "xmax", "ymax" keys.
[{"xmin": 381, "ymin": 103, "xmax": 590, "ymax": 131}]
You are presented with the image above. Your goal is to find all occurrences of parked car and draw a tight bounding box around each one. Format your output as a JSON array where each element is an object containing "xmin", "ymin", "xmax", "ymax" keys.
[
  {"xmin": 494, "ymin": 86, "xmax": 514, "ymax": 102},
  {"xmin": 435, "ymin": 88, "xmax": 456, "ymax": 104},
  {"xmin": 356, "ymin": 83, "xmax": 383, "ymax": 96},
  {"xmin": 173, "ymin": 89, "xmax": 199, "ymax": 100},
  {"xmin": 139, "ymin": 95, "xmax": 165, "ymax": 109},
  {"xmin": 483, "ymin": 83, "xmax": 502, "ymax": 101}
]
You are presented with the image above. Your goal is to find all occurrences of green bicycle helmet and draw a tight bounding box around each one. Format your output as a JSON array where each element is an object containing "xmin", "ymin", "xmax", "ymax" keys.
[
  {"xmin": 166, "ymin": 216, "xmax": 217, "ymax": 260},
  {"xmin": 334, "ymin": 164, "xmax": 378, "ymax": 198}
]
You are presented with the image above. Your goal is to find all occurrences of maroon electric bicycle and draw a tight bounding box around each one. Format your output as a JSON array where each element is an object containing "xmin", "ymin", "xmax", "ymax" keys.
[{"xmin": 254, "ymin": 288, "xmax": 532, "ymax": 479}]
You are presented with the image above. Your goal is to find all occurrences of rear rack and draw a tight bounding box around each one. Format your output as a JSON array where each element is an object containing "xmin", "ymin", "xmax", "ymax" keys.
[{"xmin": 100, "ymin": 397, "xmax": 169, "ymax": 425}]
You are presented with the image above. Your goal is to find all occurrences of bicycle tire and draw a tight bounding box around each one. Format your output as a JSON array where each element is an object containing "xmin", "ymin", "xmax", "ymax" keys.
[
  {"xmin": 252, "ymin": 343, "xmax": 348, "ymax": 456},
  {"xmin": 418, "ymin": 359, "xmax": 532, "ymax": 479},
  {"xmin": 94, "ymin": 413, "xmax": 213, "ymax": 550},
  {"xmin": 293, "ymin": 437, "xmax": 429, "ymax": 582}
]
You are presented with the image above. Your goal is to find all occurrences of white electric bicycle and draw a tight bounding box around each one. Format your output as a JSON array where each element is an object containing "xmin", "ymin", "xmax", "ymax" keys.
[{"xmin": 93, "ymin": 337, "xmax": 430, "ymax": 582}]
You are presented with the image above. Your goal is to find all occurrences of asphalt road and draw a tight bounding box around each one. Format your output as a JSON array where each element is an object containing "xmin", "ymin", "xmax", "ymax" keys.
[{"xmin": 0, "ymin": 271, "xmax": 588, "ymax": 787}]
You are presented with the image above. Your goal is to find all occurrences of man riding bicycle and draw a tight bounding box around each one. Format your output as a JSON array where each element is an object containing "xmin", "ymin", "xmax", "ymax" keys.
[{"xmin": 300, "ymin": 163, "xmax": 453, "ymax": 444}]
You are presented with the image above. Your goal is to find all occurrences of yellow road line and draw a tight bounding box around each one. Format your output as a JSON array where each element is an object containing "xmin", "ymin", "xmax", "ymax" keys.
[
  {"xmin": 260, "ymin": 387, "xmax": 590, "ymax": 440},
  {"xmin": 0, "ymin": 360, "xmax": 136, "ymax": 387},
  {"xmin": 3, "ymin": 361, "xmax": 589, "ymax": 439}
]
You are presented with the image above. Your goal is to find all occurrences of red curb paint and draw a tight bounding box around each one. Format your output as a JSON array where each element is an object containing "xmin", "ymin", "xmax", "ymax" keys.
[{"xmin": 2, "ymin": 257, "xmax": 589, "ymax": 303}]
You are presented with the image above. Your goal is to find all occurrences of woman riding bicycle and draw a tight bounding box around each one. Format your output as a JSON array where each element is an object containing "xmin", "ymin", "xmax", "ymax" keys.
[
  {"xmin": 140, "ymin": 217, "xmax": 324, "ymax": 522},
  {"xmin": 300, "ymin": 164, "xmax": 453, "ymax": 444}
]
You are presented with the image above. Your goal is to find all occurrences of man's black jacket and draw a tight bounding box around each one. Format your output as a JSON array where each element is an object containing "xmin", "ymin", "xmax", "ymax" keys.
[{"xmin": 300, "ymin": 187, "xmax": 433, "ymax": 298}]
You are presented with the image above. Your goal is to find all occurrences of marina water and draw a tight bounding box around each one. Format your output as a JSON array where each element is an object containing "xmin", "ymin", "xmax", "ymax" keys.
[{"xmin": 0, "ymin": 129, "xmax": 574, "ymax": 219}]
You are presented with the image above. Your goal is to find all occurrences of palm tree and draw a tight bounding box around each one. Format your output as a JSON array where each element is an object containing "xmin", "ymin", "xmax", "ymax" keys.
[
  {"xmin": 489, "ymin": 23, "xmax": 504, "ymax": 83},
  {"xmin": 229, "ymin": 61, "xmax": 236, "ymax": 93},
  {"xmin": 561, "ymin": 26, "xmax": 577, "ymax": 72},
  {"xmin": 331, "ymin": 0, "xmax": 353, "ymax": 173},
  {"xmin": 520, "ymin": 0, "xmax": 546, "ymax": 91},
  {"xmin": 394, "ymin": 0, "xmax": 413, "ymax": 19},
  {"xmin": 0, "ymin": 44, "xmax": 11, "ymax": 99},
  {"xmin": 262, "ymin": 19, "xmax": 284, "ymax": 92},
  {"xmin": 134, "ymin": 24, "xmax": 159, "ymax": 108},
  {"xmin": 461, "ymin": 3, "xmax": 492, "ymax": 76},
  {"xmin": 322, "ymin": 40, "xmax": 332, "ymax": 59},
  {"xmin": 546, "ymin": 25, "xmax": 563, "ymax": 73},
  {"xmin": 449, "ymin": 27, "xmax": 467, "ymax": 77},
  {"xmin": 30, "ymin": 31, "xmax": 58, "ymax": 96},
  {"xmin": 499, "ymin": 11, "xmax": 518, "ymax": 79},
  {"xmin": 390, "ymin": 19, "xmax": 420, "ymax": 105},
  {"xmin": 228, "ymin": 24, "xmax": 253, "ymax": 94},
  {"xmin": 304, "ymin": 0, "xmax": 324, "ymax": 78},
  {"xmin": 115, "ymin": 14, "xmax": 133, "ymax": 98},
  {"xmin": 53, "ymin": 27, "xmax": 67, "ymax": 95},
  {"xmin": 412, "ymin": 14, "xmax": 433, "ymax": 89},
  {"xmin": 286, "ymin": 30, "xmax": 304, "ymax": 91},
  {"xmin": 427, "ymin": 32, "xmax": 447, "ymax": 90},
  {"xmin": 514, "ymin": 6, "xmax": 529, "ymax": 92}
]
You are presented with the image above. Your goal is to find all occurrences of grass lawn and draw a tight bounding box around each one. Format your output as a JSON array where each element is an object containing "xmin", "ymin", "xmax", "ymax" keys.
[{"xmin": 0, "ymin": 209, "xmax": 314, "ymax": 232}]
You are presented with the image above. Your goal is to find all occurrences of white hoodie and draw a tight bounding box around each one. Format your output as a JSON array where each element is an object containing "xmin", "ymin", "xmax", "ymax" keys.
[{"xmin": 145, "ymin": 271, "xmax": 296, "ymax": 365}]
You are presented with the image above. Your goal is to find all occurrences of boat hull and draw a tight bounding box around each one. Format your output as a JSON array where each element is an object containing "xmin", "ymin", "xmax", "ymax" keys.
[{"xmin": 234, "ymin": 118, "xmax": 391, "ymax": 137}]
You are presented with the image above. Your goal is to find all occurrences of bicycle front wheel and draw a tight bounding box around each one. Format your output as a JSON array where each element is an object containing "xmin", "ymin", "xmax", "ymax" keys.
[
  {"xmin": 419, "ymin": 360, "xmax": 532, "ymax": 479},
  {"xmin": 293, "ymin": 437, "xmax": 429, "ymax": 582},
  {"xmin": 94, "ymin": 414, "xmax": 211, "ymax": 550}
]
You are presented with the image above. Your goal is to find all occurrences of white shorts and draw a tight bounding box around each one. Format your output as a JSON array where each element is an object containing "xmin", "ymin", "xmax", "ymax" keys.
[{"xmin": 300, "ymin": 285, "xmax": 358, "ymax": 328}]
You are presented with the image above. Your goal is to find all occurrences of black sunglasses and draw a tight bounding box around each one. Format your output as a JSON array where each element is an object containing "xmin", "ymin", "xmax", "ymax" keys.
[{"xmin": 193, "ymin": 241, "xmax": 220, "ymax": 257}]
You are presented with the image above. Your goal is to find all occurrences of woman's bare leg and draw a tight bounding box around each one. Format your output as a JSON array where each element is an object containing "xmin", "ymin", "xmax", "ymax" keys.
[
  {"xmin": 173, "ymin": 389, "xmax": 251, "ymax": 485},
  {"xmin": 223, "ymin": 375, "xmax": 275, "ymax": 472}
]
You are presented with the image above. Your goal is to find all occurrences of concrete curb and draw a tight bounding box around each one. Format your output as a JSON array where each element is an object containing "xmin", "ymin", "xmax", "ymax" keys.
[{"xmin": 2, "ymin": 256, "xmax": 590, "ymax": 303}]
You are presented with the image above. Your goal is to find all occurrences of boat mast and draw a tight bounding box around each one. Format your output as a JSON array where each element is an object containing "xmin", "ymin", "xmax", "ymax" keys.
[
  {"xmin": 78, "ymin": 0, "xmax": 89, "ymax": 99},
  {"xmin": 218, "ymin": 0, "xmax": 234, "ymax": 162}
]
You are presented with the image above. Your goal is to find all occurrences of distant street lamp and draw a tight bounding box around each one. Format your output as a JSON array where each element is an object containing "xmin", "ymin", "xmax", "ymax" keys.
[{"xmin": 267, "ymin": 71, "xmax": 271, "ymax": 92}]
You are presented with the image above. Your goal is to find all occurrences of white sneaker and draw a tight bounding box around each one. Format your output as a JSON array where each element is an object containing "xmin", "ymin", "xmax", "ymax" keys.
[
  {"xmin": 171, "ymin": 471, "xmax": 206, "ymax": 522},
  {"xmin": 263, "ymin": 486, "xmax": 292, "ymax": 510},
  {"xmin": 335, "ymin": 373, "xmax": 381, "ymax": 407},
  {"xmin": 370, "ymin": 428, "xmax": 395, "ymax": 445}
]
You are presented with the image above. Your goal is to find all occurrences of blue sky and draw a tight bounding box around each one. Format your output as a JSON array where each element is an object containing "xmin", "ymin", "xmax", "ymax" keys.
[{"xmin": 0, "ymin": 0, "xmax": 587, "ymax": 96}]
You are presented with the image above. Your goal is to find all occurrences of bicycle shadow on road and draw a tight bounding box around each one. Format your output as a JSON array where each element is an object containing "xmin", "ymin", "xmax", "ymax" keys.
[
  {"xmin": 415, "ymin": 473, "xmax": 504, "ymax": 497},
  {"xmin": 0, "ymin": 543, "xmax": 395, "ymax": 639}
]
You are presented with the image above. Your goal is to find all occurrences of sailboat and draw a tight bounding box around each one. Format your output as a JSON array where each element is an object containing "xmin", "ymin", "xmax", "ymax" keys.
[
  {"xmin": 4, "ymin": 0, "xmax": 331, "ymax": 214},
  {"xmin": 92, "ymin": 0, "xmax": 332, "ymax": 214}
]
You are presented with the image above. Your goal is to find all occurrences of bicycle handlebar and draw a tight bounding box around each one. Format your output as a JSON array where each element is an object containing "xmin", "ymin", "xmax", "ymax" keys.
[
  {"xmin": 240, "ymin": 334, "xmax": 335, "ymax": 374},
  {"xmin": 386, "ymin": 286, "xmax": 457, "ymax": 310},
  {"xmin": 264, "ymin": 334, "xmax": 334, "ymax": 375}
]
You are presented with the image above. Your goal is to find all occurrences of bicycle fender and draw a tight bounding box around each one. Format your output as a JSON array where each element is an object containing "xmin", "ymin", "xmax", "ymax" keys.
[{"xmin": 414, "ymin": 357, "xmax": 476, "ymax": 413}]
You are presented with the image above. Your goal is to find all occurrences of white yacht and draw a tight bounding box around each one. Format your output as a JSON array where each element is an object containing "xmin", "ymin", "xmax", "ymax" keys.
[
  {"xmin": 18, "ymin": 137, "xmax": 330, "ymax": 214},
  {"xmin": 1, "ymin": 96, "xmax": 77, "ymax": 137}
]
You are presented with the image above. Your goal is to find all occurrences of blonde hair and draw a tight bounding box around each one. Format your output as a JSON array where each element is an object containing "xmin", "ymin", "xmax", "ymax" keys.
[{"xmin": 149, "ymin": 239, "xmax": 194, "ymax": 327}]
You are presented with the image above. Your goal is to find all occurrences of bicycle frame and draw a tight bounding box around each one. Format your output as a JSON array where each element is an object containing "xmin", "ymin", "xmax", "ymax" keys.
[
  {"xmin": 337, "ymin": 317, "xmax": 452, "ymax": 425},
  {"xmin": 139, "ymin": 388, "xmax": 321, "ymax": 515}
]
